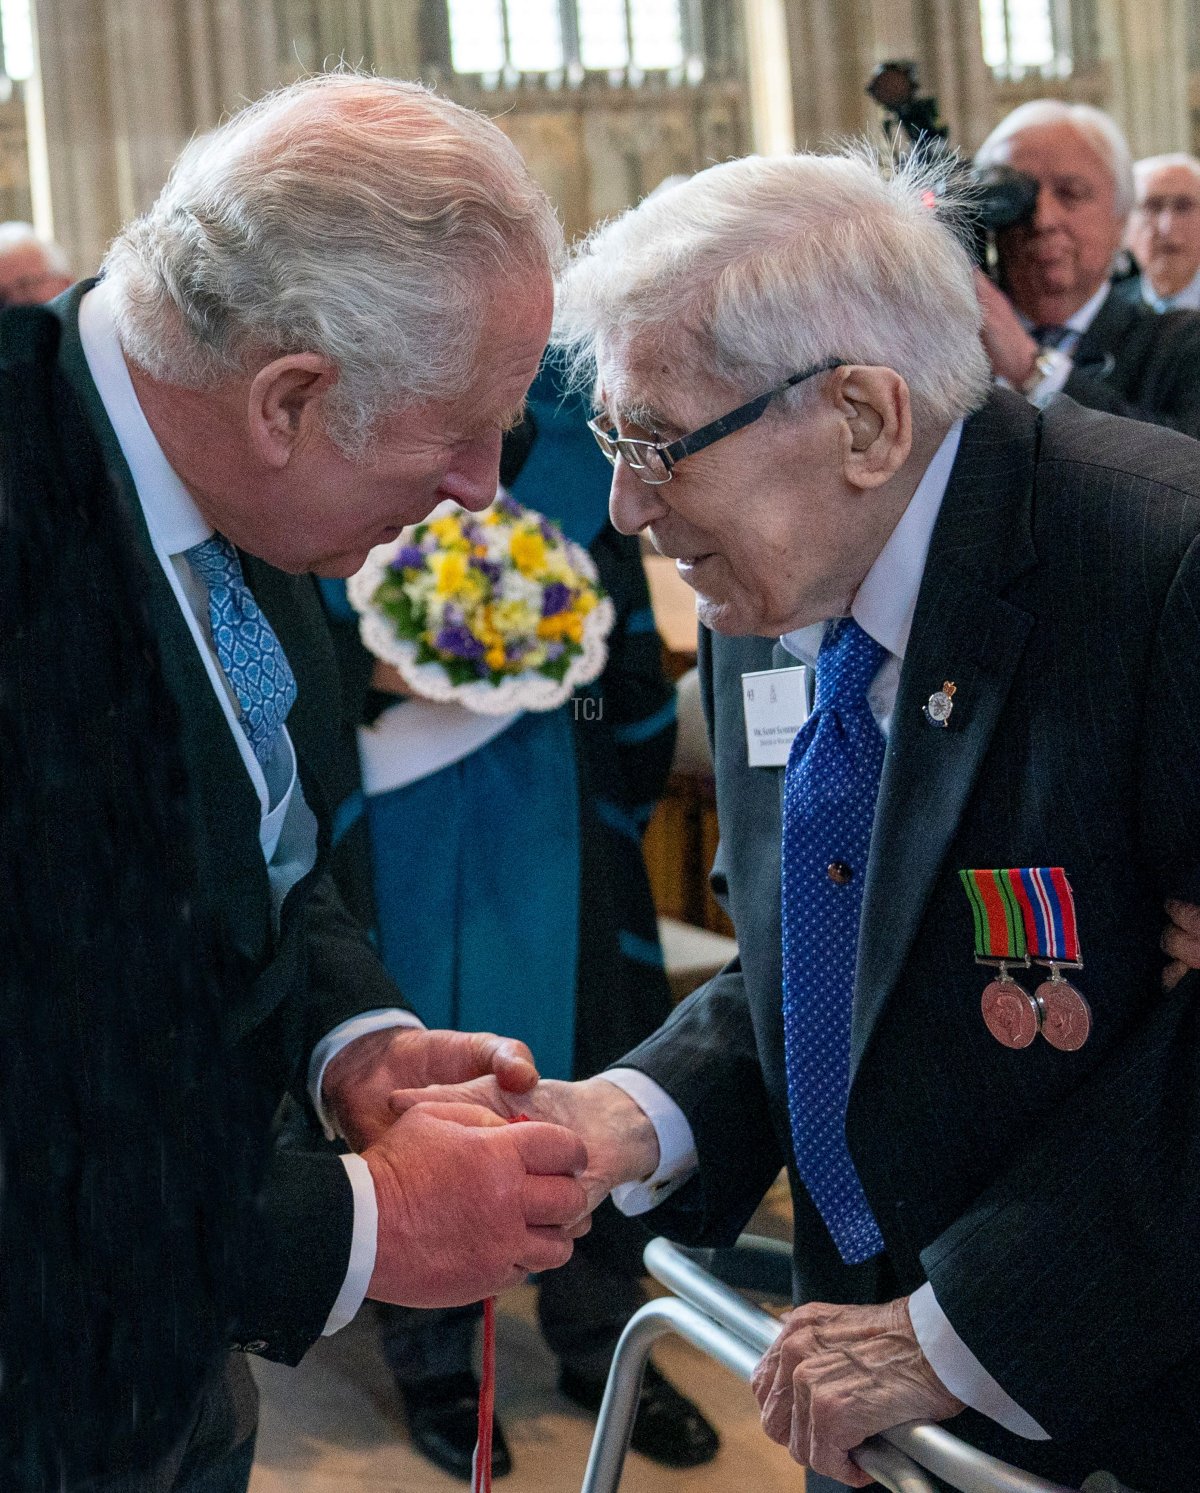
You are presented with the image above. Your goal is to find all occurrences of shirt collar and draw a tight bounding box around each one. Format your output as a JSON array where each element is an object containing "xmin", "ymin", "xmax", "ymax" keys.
[
  {"xmin": 779, "ymin": 419, "xmax": 964, "ymax": 668},
  {"xmin": 1142, "ymin": 265, "xmax": 1200, "ymax": 313},
  {"xmin": 77, "ymin": 279, "xmax": 213, "ymax": 557},
  {"xmin": 1016, "ymin": 279, "xmax": 1111, "ymax": 337}
]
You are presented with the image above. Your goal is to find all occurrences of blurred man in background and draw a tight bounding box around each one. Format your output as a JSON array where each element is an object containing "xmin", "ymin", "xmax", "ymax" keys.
[
  {"xmin": 0, "ymin": 221, "xmax": 72, "ymax": 306},
  {"xmin": 972, "ymin": 99, "xmax": 1200, "ymax": 436},
  {"xmin": 1127, "ymin": 154, "xmax": 1200, "ymax": 311}
]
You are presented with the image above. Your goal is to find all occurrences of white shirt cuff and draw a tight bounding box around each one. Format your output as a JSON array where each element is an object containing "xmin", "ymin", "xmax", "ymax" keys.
[
  {"xmin": 321, "ymin": 1153, "xmax": 378, "ymax": 1336},
  {"xmin": 1023, "ymin": 348, "xmax": 1074, "ymax": 409},
  {"xmin": 307, "ymin": 1009, "xmax": 425, "ymax": 1141},
  {"xmin": 908, "ymin": 1282, "xmax": 1050, "ymax": 1441},
  {"xmin": 601, "ymin": 1068, "xmax": 699, "ymax": 1216}
]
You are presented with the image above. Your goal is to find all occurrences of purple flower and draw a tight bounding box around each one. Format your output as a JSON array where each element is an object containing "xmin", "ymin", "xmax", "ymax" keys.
[
  {"xmin": 435, "ymin": 623, "xmax": 485, "ymax": 660},
  {"xmin": 494, "ymin": 493, "xmax": 522, "ymax": 519},
  {"xmin": 470, "ymin": 555, "xmax": 503, "ymax": 585},
  {"xmin": 538, "ymin": 519, "xmax": 558, "ymax": 544},
  {"xmin": 391, "ymin": 544, "xmax": 426, "ymax": 571},
  {"xmin": 542, "ymin": 582, "xmax": 572, "ymax": 618},
  {"xmin": 545, "ymin": 641, "xmax": 566, "ymax": 660}
]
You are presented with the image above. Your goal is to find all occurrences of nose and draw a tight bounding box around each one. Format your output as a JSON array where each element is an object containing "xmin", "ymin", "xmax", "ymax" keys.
[
  {"xmin": 608, "ymin": 463, "xmax": 669, "ymax": 536},
  {"xmin": 442, "ymin": 430, "xmax": 503, "ymax": 512},
  {"xmin": 1031, "ymin": 181, "xmax": 1064, "ymax": 231}
]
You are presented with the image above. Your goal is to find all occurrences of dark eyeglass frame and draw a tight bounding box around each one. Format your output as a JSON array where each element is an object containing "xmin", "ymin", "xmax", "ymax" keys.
[{"xmin": 587, "ymin": 357, "xmax": 848, "ymax": 485}]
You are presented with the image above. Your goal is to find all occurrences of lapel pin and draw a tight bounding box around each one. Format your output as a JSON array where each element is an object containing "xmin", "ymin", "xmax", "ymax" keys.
[{"xmin": 924, "ymin": 680, "xmax": 956, "ymax": 728}]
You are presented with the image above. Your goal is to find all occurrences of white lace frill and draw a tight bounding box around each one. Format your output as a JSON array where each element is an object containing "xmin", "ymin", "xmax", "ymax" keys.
[{"xmin": 347, "ymin": 535, "xmax": 616, "ymax": 716}]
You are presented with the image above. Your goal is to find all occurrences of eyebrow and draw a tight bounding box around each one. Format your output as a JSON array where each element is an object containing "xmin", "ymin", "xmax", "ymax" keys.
[{"xmin": 602, "ymin": 397, "xmax": 682, "ymax": 437}]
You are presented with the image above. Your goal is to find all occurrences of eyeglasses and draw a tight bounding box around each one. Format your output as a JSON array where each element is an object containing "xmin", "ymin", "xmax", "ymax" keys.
[{"xmin": 586, "ymin": 358, "xmax": 847, "ymax": 486}]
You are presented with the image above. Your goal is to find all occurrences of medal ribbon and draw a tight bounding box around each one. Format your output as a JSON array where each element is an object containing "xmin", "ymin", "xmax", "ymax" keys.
[
  {"xmin": 959, "ymin": 868, "xmax": 1028, "ymax": 960},
  {"xmin": 1010, "ymin": 866, "xmax": 1081, "ymax": 964}
]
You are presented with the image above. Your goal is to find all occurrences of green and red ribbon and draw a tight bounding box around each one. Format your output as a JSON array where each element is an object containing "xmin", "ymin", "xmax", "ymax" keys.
[{"xmin": 960, "ymin": 867, "xmax": 1081, "ymax": 964}]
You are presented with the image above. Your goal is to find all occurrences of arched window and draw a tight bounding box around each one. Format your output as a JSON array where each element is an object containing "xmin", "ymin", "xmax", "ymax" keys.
[
  {"xmin": 979, "ymin": 0, "xmax": 1072, "ymax": 78},
  {"xmin": 444, "ymin": 0, "xmax": 706, "ymax": 83}
]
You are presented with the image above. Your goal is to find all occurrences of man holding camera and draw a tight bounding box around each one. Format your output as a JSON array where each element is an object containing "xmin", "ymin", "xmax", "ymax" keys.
[{"xmin": 972, "ymin": 99, "xmax": 1200, "ymax": 437}]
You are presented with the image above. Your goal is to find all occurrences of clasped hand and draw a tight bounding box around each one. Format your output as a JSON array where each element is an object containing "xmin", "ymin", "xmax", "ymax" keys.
[{"xmin": 322, "ymin": 1028, "xmax": 593, "ymax": 1308}]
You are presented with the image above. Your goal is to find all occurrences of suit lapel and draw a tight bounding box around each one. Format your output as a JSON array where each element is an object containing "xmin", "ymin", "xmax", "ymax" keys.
[
  {"xmin": 1071, "ymin": 283, "xmax": 1137, "ymax": 378},
  {"xmin": 48, "ymin": 286, "xmax": 271, "ymax": 956},
  {"xmin": 850, "ymin": 393, "xmax": 1039, "ymax": 1084}
]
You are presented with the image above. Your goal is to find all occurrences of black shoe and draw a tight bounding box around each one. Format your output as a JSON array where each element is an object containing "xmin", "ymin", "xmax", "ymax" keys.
[
  {"xmin": 559, "ymin": 1361, "xmax": 720, "ymax": 1469},
  {"xmin": 401, "ymin": 1371, "xmax": 513, "ymax": 1482}
]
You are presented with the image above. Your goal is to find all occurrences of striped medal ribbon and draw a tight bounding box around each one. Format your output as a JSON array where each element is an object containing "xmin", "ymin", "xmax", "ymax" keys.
[{"xmin": 959, "ymin": 868, "xmax": 1090, "ymax": 1051}]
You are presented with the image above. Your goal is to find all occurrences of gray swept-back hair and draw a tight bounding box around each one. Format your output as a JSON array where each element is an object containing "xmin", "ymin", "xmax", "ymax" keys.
[
  {"xmin": 1133, "ymin": 152, "xmax": 1200, "ymax": 197},
  {"xmin": 103, "ymin": 73, "xmax": 562, "ymax": 455},
  {"xmin": 553, "ymin": 149, "xmax": 991, "ymax": 431},
  {"xmin": 975, "ymin": 100, "xmax": 1135, "ymax": 218}
]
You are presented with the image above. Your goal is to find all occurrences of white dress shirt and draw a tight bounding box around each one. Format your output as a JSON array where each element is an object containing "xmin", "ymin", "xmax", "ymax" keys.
[
  {"xmin": 607, "ymin": 420, "xmax": 1048, "ymax": 1441},
  {"xmin": 1141, "ymin": 265, "xmax": 1200, "ymax": 313},
  {"xmin": 78, "ymin": 281, "xmax": 418, "ymax": 1337}
]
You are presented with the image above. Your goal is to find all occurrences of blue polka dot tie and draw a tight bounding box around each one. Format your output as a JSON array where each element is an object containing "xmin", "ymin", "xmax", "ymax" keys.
[
  {"xmin": 184, "ymin": 535, "xmax": 298, "ymax": 769},
  {"xmin": 781, "ymin": 617, "xmax": 887, "ymax": 1264}
]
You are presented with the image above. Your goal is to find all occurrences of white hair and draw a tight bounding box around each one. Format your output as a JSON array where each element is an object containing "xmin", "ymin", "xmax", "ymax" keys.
[
  {"xmin": 102, "ymin": 73, "xmax": 562, "ymax": 455},
  {"xmin": 553, "ymin": 149, "xmax": 992, "ymax": 433},
  {"xmin": 0, "ymin": 221, "xmax": 69, "ymax": 275},
  {"xmin": 975, "ymin": 100, "xmax": 1134, "ymax": 217},
  {"xmin": 1133, "ymin": 153, "xmax": 1200, "ymax": 198}
]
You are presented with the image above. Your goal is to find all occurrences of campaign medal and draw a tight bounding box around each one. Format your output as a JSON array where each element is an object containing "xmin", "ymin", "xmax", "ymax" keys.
[
  {"xmin": 1010, "ymin": 867, "xmax": 1091, "ymax": 1052},
  {"xmin": 959, "ymin": 868, "xmax": 1040, "ymax": 1048}
]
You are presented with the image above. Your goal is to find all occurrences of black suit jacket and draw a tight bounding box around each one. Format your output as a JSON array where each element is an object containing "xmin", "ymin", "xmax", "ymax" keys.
[
  {"xmin": 17, "ymin": 286, "xmax": 409, "ymax": 1365},
  {"xmin": 618, "ymin": 390, "xmax": 1200, "ymax": 1489},
  {"xmin": 1056, "ymin": 275, "xmax": 1200, "ymax": 438}
]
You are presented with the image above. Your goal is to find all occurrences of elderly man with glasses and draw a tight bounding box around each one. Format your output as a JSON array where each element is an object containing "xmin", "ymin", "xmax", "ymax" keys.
[
  {"xmin": 971, "ymin": 100, "xmax": 1200, "ymax": 437},
  {"xmin": 396, "ymin": 148, "xmax": 1200, "ymax": 1492},
  {"xmin": 1128, "ymin": 154, "xmax": 1200, "ymax": 312}
]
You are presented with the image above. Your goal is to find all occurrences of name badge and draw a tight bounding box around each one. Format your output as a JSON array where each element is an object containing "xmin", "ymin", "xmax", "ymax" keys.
[{"xmin": 741, "ymin": 666, "xmax": 810, "ymax": 768}]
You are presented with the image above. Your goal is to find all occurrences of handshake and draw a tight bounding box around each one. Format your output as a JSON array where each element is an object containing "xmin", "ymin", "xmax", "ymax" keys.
[{"xmin": 319, "ymin": 1025, "xmax": 660, "ymax": 1309}]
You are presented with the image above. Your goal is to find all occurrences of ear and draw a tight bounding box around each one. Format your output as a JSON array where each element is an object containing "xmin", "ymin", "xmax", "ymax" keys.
[
  {"xmin": 832, "ymin": 366, "xmax": 912, "ymax": 490},
  {"xmin": 247, "ymin": 353, "xmax": 339, "ymax": 469}
]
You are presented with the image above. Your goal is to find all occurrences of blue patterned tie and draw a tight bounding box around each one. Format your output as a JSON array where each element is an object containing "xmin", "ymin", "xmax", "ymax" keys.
[
  {"xmin": 781, "ymin": 617, "xmax": 887, "ymax": 1264},
  {"xmin": 184, "ymin": 535, "xmax": 297, "ymax": 768}
]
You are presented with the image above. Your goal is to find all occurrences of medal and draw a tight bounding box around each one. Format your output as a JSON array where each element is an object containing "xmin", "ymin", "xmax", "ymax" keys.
[
  {"xmin": 924, "ymin": 680, "xmax": 957, "ymax": 728},
  {"xmin": 959, "ymin": 868, "xmax": 1040, "ymax": 1048},
  {"xmin": 1010, "ymin": 867, "xmax": 1091, "ymax": 1052}
]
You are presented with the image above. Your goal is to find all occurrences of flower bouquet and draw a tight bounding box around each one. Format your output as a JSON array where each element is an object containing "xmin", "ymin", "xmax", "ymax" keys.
[{"xmin": 347, "ymin": 495, "xmax": 615, "ymax": 715}]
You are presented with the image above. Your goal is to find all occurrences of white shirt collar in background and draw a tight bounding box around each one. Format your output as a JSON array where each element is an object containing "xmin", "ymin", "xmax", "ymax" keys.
[{"xmin": 1142, "ymin": 265, "xmax": 1200, "ymax": 313}]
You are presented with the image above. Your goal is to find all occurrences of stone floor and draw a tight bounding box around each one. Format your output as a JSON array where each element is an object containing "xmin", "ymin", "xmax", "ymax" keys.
[{"xmin": 249, "ymin": 1185, "xmax": 801, "ymax": 1493}]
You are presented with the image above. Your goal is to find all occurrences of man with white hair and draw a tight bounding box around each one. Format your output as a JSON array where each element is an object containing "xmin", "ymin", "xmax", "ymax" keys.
[
  {"xmin": 396, "ymin": 148, "xmax": 1200, "ymax": 1491},
  {"xmin": 972, "ymin": 99, "xmax": 1200, "ymax": 436},
  {"xmin": 0, "ymin": 220, "xmax": 72, "ymax": 306},
  {"xmin": 1128, "ymin": 153, "xmax": 1200, "ymax": 311},
  {"xmin": 2, "ymin": 74, "xmax": 591, "ymax": 1491}
]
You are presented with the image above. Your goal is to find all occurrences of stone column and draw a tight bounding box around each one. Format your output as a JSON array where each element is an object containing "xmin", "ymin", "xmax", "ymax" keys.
[
  {"xmin": 1095, "ymin": 0, "xmax": 1189, "ymax": 156},
  {"xmin": 743, "ymin": 0, "xmax": 796, "ymax": 153}
]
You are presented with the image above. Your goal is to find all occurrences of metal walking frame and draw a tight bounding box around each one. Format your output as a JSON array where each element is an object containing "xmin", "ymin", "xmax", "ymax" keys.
[{"xmin": 581, "ymin": 1236, "xmax": 1139, "ymax": 1493}]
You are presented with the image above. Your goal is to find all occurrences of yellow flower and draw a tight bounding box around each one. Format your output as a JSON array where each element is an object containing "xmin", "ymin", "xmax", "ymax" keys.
[
  {"xmin": 510, "ymin": 528, "xmax": 547, "ymax": 576},
  {"xmin": 428, "ymin": 515, "xmax": 468, "ymax": 549},
  {"xmin": 431, "ymin": 551, "xmax": 470, "ymax": 597},
  {"xmin": 485, "ymin": 645, "xmax": 507, "ymax": 671},
  {"xmin": 573, "ymin": 588, "xmax": 598, "ymax": 616}
]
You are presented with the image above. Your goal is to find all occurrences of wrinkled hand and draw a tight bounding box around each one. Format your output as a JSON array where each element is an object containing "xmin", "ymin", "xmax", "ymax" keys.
[
  {"xmin": 323, "ymin": 1027, "xmax": 538, "ymax": 1151},
  {"xmin": 975, "ymin": 270, "xmax": 1040, "ymax": 387},
  {"xmin": 752, "ymin": 1298, "xmax": 964, "ymax": 1487},
  {"xmin": 365, "ymin": 1101, "xmax": 590, "ymax": 1306},
  {"xmin": 389, "ymin": 1075, "xmax": 661, "ymax": 1211},
  {"xmin": 1163, "ymin": 898, "xmax": 1200, "ymax": 991}
]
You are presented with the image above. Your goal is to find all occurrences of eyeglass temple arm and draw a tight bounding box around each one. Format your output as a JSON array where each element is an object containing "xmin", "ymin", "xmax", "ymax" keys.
[{"xmin": 664, "ymin": 357, "xmax": 848, "ymax": 468}]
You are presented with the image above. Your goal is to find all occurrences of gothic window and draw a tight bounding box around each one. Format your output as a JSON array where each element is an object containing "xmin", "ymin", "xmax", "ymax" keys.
[
  {"xmin": 444, "ymin": 0, "xmax": 706, "ymax": 83},
  {"xmin": 979, "ymin": 0, "xmax": 1074, "ymax": 77}
]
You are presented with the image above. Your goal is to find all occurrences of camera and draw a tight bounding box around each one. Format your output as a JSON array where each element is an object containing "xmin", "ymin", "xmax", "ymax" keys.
[{"xmin": 866, "ymin": 60, "xmax": 1038, "ymax": 267}]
